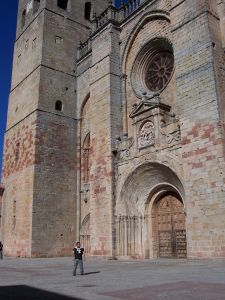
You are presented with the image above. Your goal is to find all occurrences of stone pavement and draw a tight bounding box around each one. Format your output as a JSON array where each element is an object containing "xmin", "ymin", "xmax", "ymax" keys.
[{"xmin": 0, "ymin": 257, "xmax": 225, "ymax": 300}]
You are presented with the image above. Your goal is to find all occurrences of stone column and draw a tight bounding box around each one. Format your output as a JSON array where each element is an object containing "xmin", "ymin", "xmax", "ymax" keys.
[{"xmin": 121, "ymin": 74, "xmax": 128, "ymax": 137}]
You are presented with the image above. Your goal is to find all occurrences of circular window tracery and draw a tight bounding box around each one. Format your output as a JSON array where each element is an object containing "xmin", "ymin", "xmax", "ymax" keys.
[
  {"xmin": 145, "ymin": 51, "xmax": 174, "ymax": 92},
  {"xmin": 131, "ymin": 38, "xmax": 174, "ymax": 97}
]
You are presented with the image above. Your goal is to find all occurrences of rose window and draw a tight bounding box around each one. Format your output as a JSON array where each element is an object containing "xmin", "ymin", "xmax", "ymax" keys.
[
  {"xmin": 145, "ymin": 51, "xmax": 174, "ymax": 92},
  {"xmin": 131, "ymin": 39, "xmax": 175, "ymax": 97}
]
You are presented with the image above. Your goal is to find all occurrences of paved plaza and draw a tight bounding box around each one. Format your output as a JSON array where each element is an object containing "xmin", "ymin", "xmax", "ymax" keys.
[{"xmin": 0, "ymin": 257, "xmax": 225, "ymax": 300}]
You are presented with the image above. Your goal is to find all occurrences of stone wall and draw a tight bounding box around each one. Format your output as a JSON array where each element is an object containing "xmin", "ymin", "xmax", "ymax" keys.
[
  {"xmin": 1, "ymin": 112, "xmax": 36, "ymax": 257},
  {"xmin": 1, "ymin": 0, "xmax": 108, "ymax": 257},
  {"xmin": 2, "ymin": 0, "xmax": 225, "ymax": 258},
  {"xmin": 32, "ymin": 111, "xmax": 77, "ymax": 257},
  {"xmin": 171, "ymin": 0, "xmax": 225, "ymax": 258},
  {"xmin": 114, "ymin": 0, "xmax": 225, "ymax": 258},
  {"xmin": 84, "ymin": 24, "xmax": 121, "ymax": 256}
]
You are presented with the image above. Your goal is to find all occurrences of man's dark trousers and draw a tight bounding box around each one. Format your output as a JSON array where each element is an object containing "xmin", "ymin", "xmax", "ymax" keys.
[{"xmin": 73, "ymin": 259, "xmax": 84, "ymax": 275}]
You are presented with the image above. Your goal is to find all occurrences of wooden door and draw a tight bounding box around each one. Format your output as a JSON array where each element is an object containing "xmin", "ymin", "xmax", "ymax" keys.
[{"xmin": 156, "ymin": 193, "xmax": 187, "ymax": 258}]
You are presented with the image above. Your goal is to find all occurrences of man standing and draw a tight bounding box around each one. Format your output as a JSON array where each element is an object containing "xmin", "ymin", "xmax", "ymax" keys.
[
  {"xmin": 73, "ymin": 241, "xmax": 84, "ymax": 276},
  {"xmin": 0, "ymin": 242, "xmax": 3, "ymax": 259}
]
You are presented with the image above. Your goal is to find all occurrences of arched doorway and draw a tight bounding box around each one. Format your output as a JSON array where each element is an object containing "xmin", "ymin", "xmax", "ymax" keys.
[{"xmin": 152, "ymin": 192, "xmax": 187, "ymax": 258}]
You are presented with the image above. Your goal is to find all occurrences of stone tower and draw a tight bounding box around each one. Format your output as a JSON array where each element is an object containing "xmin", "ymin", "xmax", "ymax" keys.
[{"xmin": 1, "ymin": 0, "xmax": 108, "ymax": 257}]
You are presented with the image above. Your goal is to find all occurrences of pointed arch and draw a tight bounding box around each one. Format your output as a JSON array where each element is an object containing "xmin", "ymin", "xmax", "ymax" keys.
[
  {"xmin": 82, "ymin": 132, "xmax": 90, "ymax": 150},
  {"xmin": 121, "ymin": 10, "xmax": 171, "ymax": 74},
  {"xmin": 79, "ymin": 92, "xmax": 90, "ymax": 118}
]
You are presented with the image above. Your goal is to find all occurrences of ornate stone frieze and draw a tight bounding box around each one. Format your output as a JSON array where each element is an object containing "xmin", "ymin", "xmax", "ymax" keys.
[{"xmin": 129, "ymin": 95, "xmax": 180, "ymax": 151}]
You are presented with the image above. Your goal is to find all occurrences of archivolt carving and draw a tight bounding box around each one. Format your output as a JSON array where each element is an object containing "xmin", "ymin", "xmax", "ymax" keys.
[
  {"xmin": 116, "ymin": 161, "xmax": 185, "ymax": 217},
  {"xmin": 115, "ymin": 161, "xmax": 185, "ymax": 257}
]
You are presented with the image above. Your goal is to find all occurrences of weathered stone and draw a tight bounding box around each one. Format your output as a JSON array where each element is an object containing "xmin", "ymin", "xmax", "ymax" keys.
[{"xmin": 1, "ymin": 0, "xmax": 225, "ymax": 259}]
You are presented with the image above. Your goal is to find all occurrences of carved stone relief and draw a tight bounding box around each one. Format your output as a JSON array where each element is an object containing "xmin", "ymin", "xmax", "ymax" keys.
[
  {"xmin": 81, "ymin": 183, "xmax": 90, "ymax": 203},
  {"xmin": 160, "ymin": 120, "xmax": 181, "ymax": 145},
  {"xmin": 138, "ymin": 121, "xmax": 155, "ymax": 149},
  {"xmin": 114, "ymin": 137, "xmax": 134, "ymax": 162}
]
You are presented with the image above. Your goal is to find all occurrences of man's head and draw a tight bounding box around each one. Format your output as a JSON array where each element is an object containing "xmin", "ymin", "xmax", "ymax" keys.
[{"xmin": 76, "ymin": 241, "xmax": 80, "ymax": 247}]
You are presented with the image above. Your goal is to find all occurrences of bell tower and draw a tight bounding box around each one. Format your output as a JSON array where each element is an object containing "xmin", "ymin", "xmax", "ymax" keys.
[{"xmin": 1, "ymin": 0, "xmax": 109, "ymax": 257}]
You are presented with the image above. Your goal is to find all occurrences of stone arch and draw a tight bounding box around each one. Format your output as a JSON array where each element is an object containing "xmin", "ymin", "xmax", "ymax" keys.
[
  {"xmin": 117, "ymin": 161, "xmax": 185, "ymax": 216},
  {"xmin": 115, "ymin": 161, "xmax": 185, "ymax": 258},
  {"xmin": 121, "ymin": 10, "xmax": 171, "ymax": 75},
  {"xmin": 120, "ymin": 10, "xmax": 173, "ymax": 136},
  {"xmin": 79, "ymin": 92, "xmax": 90, "ymax": 119},
  {"xmin": 82, "ymin": 131, "xmax": 90, "ymax": 149},
  {"xmin": 146, "ymin": 184, "xmax": 186, "ymax": 259},
  {"xmin": 146, "ymin": 182, "xmax": 185, "ymax": 211},
  {"xmin": 80, "ymin": 213, "xmax": 90, "ymax": 253}
]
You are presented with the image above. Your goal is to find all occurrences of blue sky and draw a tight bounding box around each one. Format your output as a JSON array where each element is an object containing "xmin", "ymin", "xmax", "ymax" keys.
[
  {"xmin": 0, "ymin": 0, "xmax": 122, "ymax": 181},
  {"xmin": 0, "ymin": 1, "xmax": 18, "ymax": 180}
]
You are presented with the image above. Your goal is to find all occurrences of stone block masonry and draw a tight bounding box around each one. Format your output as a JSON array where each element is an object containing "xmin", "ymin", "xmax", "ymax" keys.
[{"xmin": 1, "ymin": 0, "xmax": 225, "ymax": 259}]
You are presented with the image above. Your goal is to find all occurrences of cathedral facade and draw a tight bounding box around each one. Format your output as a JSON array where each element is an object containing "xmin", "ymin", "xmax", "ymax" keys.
[{"xmin": 1, "ymin": 0, "xmax": 225, "ymax": 259}]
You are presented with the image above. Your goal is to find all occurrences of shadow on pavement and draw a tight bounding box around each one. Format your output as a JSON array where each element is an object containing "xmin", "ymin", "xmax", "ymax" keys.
[
  {"xmin": 0, "ymin": 285, "xmax": 85, "ymax": 300},
  {"xmin": 84, "ymin": 271, "xmax": 100, "ymax": 275},
  {"xmin": 99, "ymin": 281, "xmax": 225, "ymax": 300}
]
